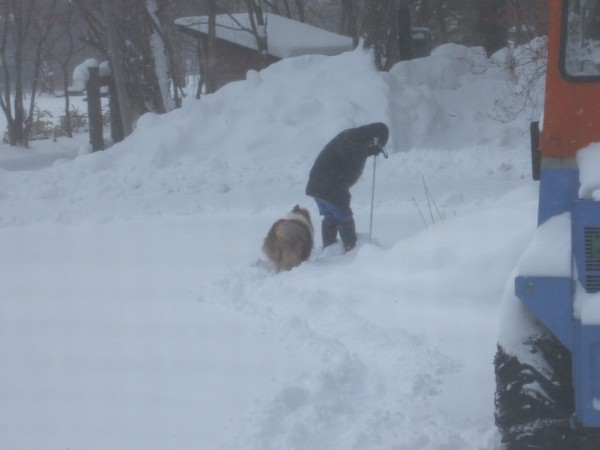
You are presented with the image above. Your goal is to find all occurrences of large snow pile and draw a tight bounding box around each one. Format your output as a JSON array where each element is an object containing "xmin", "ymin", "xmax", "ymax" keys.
[{"xmin": 1, "ymin": 43, "xmax": 543, "ymax": 450}]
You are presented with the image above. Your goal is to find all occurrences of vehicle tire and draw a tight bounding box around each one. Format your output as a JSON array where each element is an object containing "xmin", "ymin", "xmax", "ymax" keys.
[{"xmin": 494, "ymin": 332, "xmax": 578, "ymax": 449}]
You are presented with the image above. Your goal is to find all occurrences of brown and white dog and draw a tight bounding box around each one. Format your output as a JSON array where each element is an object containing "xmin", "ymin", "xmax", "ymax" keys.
[{"xmin": 263, "ymin": 205, "xmax": 314, "ymax": 272}]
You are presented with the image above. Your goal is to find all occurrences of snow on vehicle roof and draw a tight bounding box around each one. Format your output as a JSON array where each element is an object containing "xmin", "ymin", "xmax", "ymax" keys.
[{"xmin": 175, "ymin": 13, "xmax": 354, "ymax": 59}]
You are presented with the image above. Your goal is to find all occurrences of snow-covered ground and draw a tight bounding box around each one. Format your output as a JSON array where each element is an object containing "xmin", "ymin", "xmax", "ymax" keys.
[{"xmin": 0, "ymin": 43, "xmax": 543, "ymax": 449}]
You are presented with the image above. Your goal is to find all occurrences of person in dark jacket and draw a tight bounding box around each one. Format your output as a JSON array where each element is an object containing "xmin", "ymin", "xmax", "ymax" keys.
[{"xmin": 306, "ymin": 122, "xmax": 389, "ymax": 251}]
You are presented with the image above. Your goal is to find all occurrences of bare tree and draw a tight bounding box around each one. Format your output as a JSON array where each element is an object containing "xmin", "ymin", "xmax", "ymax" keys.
[
  {"xmin": 205, "ymin": 0, "xmax": 218, "ymax": 94},
  {"xmin": 363, "ymin": 0, "xmax": 405, "ymax": 70},
  {"xmin": 414, "ymin": 0, "xmax": 449, "ymax": 44},
  {"xmin": 245, "ymin": 0, "xmax": 269, "ymax": 69},
  {"xmin": 190, "ymin": 0, "xmax": 272, "ymax": 95},
  {"xmin": 0, "ymin": 0, "xmax": 59, "ymax": 147},
  {"xmin": 99, "ymin": 0, "xmax": 133, "ymax": 136},
  {"xmin": 507, "ymin": 0, "xmax": 548, "ymax": 45},
  {"xmin": 24, "ymin": 0, "xmax": 59, "ymax": 141},
  {"xmin": 151, "ymin": 0, "xmax": 188, "ymax": 107},
  {"xmin": 340, "ymin": 0, "xmax": 359, "ymax": 46},
  {"xmin": 73, "ymin": 0, "xmax": 179, "ymax": 137},
  {"xmin": 475, "ymin": 0, "xmax": 508, "ymax": 56},
  {"xmin": 48, "ymin": 1, "xmax": 87, "ymax": 138}
]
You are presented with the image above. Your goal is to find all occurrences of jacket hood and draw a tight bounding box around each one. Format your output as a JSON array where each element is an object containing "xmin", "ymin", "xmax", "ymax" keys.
[{"xmin": 354, "ymin": 122, "xmax": 389, "ymax": 146}]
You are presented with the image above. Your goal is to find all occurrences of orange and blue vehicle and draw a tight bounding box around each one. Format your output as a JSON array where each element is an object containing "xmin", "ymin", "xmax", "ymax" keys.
[{"xmin": 495, "ymin": 0, "xmax": 600, "ymax": 448}]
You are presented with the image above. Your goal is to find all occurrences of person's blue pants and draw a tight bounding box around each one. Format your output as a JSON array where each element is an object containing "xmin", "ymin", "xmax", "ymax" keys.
[{"xmin": 313, "ymin": 197, "xmax": 353, "ymax": 224}]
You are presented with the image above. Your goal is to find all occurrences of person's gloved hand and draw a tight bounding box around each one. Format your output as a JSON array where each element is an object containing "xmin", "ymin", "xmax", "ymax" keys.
[{"xmin": 368, "ymin": 144, "xmax": 388, "ymax": 158}]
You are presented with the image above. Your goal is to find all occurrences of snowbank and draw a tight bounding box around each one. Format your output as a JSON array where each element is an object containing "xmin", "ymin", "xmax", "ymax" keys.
[{"xmin": 0, "ymin": 42, "xmax": 541, "ymax": 450}]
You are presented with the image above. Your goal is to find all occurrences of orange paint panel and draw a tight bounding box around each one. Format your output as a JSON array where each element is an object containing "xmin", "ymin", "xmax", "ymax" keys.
[{"xmin": 541, "ymin": 0, "xmax": 600, "ymax": 159}]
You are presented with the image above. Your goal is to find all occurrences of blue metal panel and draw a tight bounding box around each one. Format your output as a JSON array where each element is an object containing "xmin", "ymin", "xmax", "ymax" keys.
[
  {"xmin": 572, "ymin": 200, "xmax": 600, "ymax": 293},
  {"xmin": 515, "ymin": 276, "xmax": 575, "ymax": 351},
  {"xmin": 573, "ymin": 326, "xmax": 600, "ymax": 426},
  {"xmin": 538, "ymin": 168, "xmax": 580, "ymax": 225},
  {"xmin": 516, "ymin": 167, "xmax": 600, "ymax": 426},
  {"xmin": 569, "ymin": 200, "xmax": 600, "ymax": 425},
  {"xmin": 515, "ymin": 275, "xmax": 600, "ymax": 426}
]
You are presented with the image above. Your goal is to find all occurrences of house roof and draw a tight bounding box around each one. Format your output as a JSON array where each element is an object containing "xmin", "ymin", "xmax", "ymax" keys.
[{"xmin": 175, "ymin": 13, "xmax": 354, "ymax": 59}]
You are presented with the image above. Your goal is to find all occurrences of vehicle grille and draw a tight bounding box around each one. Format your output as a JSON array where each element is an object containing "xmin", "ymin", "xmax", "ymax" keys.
[{"xmin": 585, "ymin": 227, "xmax": 600, "ymax": 292}]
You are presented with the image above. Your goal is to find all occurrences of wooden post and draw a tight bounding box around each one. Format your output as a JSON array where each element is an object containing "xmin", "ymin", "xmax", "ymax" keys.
[{"xmin": 87, "ymin": 66, "xmax": 104, "ymax": 152}]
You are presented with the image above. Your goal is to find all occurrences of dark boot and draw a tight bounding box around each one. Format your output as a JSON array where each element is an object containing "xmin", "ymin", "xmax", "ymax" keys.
[
  {"xmin": 322, "ymin": 219, "xmax": 338, "ymax": 248},
  {"xmin": 337, "ymin": 220, "xmax": 357, "ymax": 252}
]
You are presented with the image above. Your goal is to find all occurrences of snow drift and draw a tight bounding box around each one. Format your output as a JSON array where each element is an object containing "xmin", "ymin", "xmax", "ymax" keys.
[{"xmin": 0, "ymin": 43, "xmax": 544, "ymax": 450}]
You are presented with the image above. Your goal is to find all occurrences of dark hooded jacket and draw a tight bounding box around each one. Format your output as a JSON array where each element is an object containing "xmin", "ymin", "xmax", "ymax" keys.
[{"xmin": 305, "ymin": 122, "xmax": 389, "ymax": 207}]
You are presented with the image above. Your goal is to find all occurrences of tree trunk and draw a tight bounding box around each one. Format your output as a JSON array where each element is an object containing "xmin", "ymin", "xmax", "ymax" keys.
[
  {"xmin": 61, "ymin": 66, "xmax": 72, "ymax": 138},
  {"xmin": 292, "ymin": 0, "xmax": 305, "ymax": 22},
  {"xmin": 101, "ymin": 0, "xmax": 133, "ymax": 136},
  {"xmin": 109, "ymin": 78, "xmax": 124, "ymax": 143},
  {"xmin": 397, "ymin": 0, "xmax": 411, "ymax": 63},
  {"xmin": 87, "ymin": 66, "xmax": 104, "ymax": 151},
  {"xmin": 476, "ymin": 0, "xmax": 508, "ymax": 57},
  {"xmin": 246, "ymin": 0, "xmax": 269, "ymax": 69},
  {"xmin": 12, "ymin": 0, "xmax": 26, "ymax": 146},
  {"xmin": 341, "ymin": 0, "xmax": 358, "ymax": 47},
  {"xmin": 145, "ymin": 0, "xmax": 176, "ymax": 112},
  {"xmin": 363, "ymin": 0, "xmax": 408, "ymax": 70},
  {"xmin": 205, "ymin": 0, "xmax": 217, "ymax": 94}
]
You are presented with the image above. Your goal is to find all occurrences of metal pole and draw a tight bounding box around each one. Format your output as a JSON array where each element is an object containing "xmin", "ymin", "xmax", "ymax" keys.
[{"xmin": 369, "ymin": 155, "xmax": 377, "ymax": 243}]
